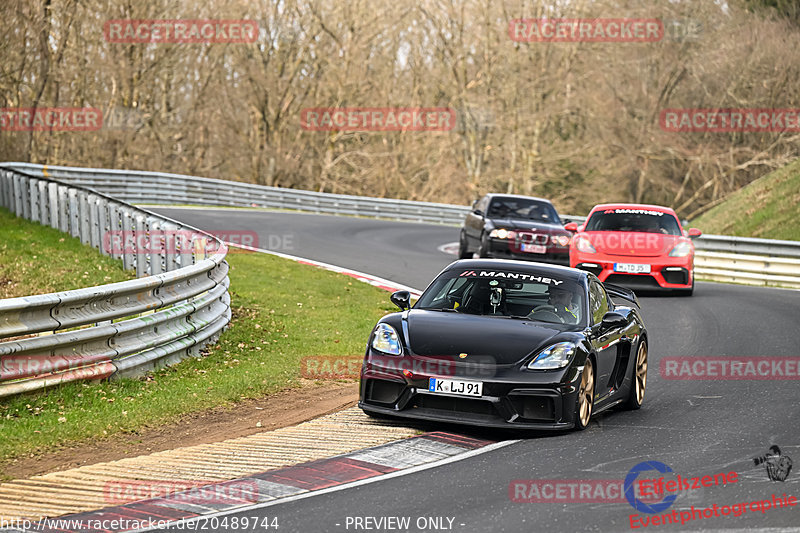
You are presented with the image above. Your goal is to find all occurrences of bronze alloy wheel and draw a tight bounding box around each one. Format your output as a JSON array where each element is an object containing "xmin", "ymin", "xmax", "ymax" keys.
[
  {"xmin": 576, "ymin": 358, "xmax": 594, "ymax": 429},
  {"xmin": 624, "ymin": 340, "xmax": 648, "ymax": 410},
  {"xmin": 634, "ymin": 341, "xmax": 648, "ymax": 405}
]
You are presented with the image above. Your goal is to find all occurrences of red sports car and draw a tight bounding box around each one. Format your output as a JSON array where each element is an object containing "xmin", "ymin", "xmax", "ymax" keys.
[{"xmin": 565, "ymin": 204, "xmax": 702, "ymax": 295}]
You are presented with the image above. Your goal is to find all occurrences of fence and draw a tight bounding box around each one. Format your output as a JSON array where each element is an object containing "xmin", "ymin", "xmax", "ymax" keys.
[
  {"xmin": 0, "ymin": 167, "xmax": 231, "ymax": 398},
  {"xmin": 3, "ymin": 162, "xmax": 797, "ymax": 290}
]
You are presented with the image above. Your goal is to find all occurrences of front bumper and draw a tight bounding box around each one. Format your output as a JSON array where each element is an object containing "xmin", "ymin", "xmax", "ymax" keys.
[
  {"xmin": 485, "ymin": 238, "xmax": 570, "ymax": 266},
  {"xmin": 359, "ymin": 357, "xmax": 581, "ymax": 430},
  {"xmin": 571, "ymin": 252, "xmax": 694, "ymax": 290}
]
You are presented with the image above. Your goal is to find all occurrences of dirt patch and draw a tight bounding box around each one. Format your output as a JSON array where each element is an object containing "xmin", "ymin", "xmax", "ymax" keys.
[{"xmin": 1, "ymin": 381, "xmax": 359, "ymax": 480}]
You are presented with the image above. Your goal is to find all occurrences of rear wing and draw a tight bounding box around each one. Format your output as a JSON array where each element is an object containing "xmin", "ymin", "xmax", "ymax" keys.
[{"xmin": 603, "ymin": 282, "xmax": 640, "ymax": 308}]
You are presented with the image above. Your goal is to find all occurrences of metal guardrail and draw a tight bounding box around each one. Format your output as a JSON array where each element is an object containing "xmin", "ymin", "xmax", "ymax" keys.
[
  {"xmin": 2, "ymin": 163, "xmax": 473, "ymax": 226},
  {"xmin": 2, "ymin": 162, "xmax": 798, "ymax": 290},
  {"xmin": 0, "ymin": 167, "xmax": 231, "ymax": 398}
]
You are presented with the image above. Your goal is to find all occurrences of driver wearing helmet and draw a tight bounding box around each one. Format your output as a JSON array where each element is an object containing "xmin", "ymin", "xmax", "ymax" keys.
[{"xmin": 530, "ymin": 285, "xmax": 579, "ymax": 323}]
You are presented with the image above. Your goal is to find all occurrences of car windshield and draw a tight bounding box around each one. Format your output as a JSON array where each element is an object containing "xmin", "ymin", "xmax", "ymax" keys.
[
  {"xmin": 584, "ymin": 209, "xmax": 682, "ymax": 235},
  {"xmin": 486, "ymin": 198, "xmax": 561, "ymax": 224},
  {"xmin": 415, "ymin": 270, "xmax": 585, "ymax": 325}
]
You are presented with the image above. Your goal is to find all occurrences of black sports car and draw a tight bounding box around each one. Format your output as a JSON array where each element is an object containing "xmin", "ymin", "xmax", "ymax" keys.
[
  {"xmin": 358, "ymin": 259, "xmax": 648, "ymax": 430},
  {"xmin": 459, "ymin": 194, "xmax": 573, "ymax": 265}
]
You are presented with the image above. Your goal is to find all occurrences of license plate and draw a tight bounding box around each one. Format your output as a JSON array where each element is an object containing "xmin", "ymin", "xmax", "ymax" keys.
[
  {"xmin": 428, "ymin": 378, "xmax": 483, "ymax": 397},
  {"xmin": 614, "ymin": 263, "xmax": 651, "ymax": 273},
  {"xmin": 520, "ymin": 243, "xmax": 546, "ymax": 254}
]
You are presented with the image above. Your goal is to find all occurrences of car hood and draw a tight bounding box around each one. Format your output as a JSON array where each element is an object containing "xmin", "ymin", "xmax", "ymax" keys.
[
  {"xmin": 583, "ymin": 231, "xmax": 680, "ymax": 257},
  {"xmin": 405, "ymin": 310, "xmax": 562, "ymax": 365},
  {"xmin": 490, "ymin": 218, "xmax": 567, "ymax": 234}
]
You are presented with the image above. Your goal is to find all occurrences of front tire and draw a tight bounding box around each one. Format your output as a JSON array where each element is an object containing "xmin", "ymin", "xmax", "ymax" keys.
[
  {"xmin": 573, "ymin": 358, "xmax": 594, "ymax": 430},
  {"xmin": 458, "ymin": 231, "xmax": 472, "ymax": 259},
  {"xmin": 478, "ymin": 232, "xmax": 491, "ymax": 258},
  {"xmin": 623, "ymin": 340, "xmax": 647, "ymax": 410}
]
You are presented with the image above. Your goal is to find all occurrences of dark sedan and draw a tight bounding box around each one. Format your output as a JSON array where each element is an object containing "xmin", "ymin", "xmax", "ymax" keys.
[
  {"xmin": 459, "ymin": 194, "xmax": 572, "ymax": 265},
  {"xmin": 358, "ymin": 259, "xmax": 648, "ymax": 430}
]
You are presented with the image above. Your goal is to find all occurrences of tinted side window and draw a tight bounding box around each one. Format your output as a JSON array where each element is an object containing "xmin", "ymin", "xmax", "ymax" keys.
[{"xmin": 589, "ymin": 281, "xmax": 609, "ymax": 325}]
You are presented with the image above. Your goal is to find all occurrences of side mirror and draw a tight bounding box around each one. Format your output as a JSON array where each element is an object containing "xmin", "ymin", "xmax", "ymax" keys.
[
  {"xmin": 473, "ymin": 209, "xmax": 484, "ymax": 217},
  {"xmin": 688, "ymin": 228, "xmax": 702, "ymax": 238},
  {"xmin": 601, "ymin": 311, "xmax": 627, "ymax": 328},
  {"xmin": 564, "ymin": 222, "xmax": 578, "ymax": 232},
  {"xmin": 390, "ymin": 290, "xmax": 411, "ymax": 311}
]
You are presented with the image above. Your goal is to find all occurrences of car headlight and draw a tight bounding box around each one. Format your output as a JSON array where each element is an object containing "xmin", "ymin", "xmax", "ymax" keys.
[
  {"xmin": 552, "ymin": 235, "xmax": 571, "ymax": 247},
  {"xmin": 489, "ymin": 228, "xmax": 515, "ymax": 239},
  {"xmin": 668, "ymin": 240, "xmax": 692, "ymax": 257},
  {"xmin": 527, "ymin": 341, "xmax": 576, "ymax": 370},
  {"xmin": 575, "ymin": 235, "xmax": 596, "ymax": 254},
  {"xmin": 371, "ymin": 323, "xmax": 402, "ymax": 355}
]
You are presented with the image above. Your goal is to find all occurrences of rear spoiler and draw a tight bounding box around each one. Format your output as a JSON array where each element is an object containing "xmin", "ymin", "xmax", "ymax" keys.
[{"xmin": 603, "ymin": 282, "xmax": 640, "ymax": 308}]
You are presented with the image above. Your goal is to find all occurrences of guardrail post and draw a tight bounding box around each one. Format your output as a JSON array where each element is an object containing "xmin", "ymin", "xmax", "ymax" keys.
[
  {"xmin": 0, "ymin": 171, "xmax": 7, "ymax": 209},
  {"xmin": 120, "ymin": 206, "xmax": 135, "ymax": 271},
  {"xmin": 107, "ymin": 202, "xmax": 122, "ymax": 261},
  {"xmin": 47, "ymin": 182, "xmax": 59, "ymax": 229},
  {"xmin": 134, "ymin": 212, "xmax": 149, "ymax": 277},
  {"xmin": 12, "ymin": 173, "xmax": 22, "ymax": 215},
  {"xmin": 27, "ymin": 178, "xmax": 38, "ymax": 221},
  {"xmin": 88, "ymin": 194, "xmax": 102, "ymax": 250},
  {"xmin": 162, "ymin": 221, "xmax": 181, "ymax": 271},
  {"xmin": 38, "ymin": 180, "xmax": 49, "ymax": 226},
  {"xmin": 78, "ymin": 191, "xmax": 91, "ymax": 245},
  {"xmin": 57, "ymin": 185, "xmax": 69, "ymax": 233},
  {"xmin": 68, "ymin": 188, "xmax": 80, "ymax": 238},
  {"xmin": 148, "ymin": 216, "xmax": 165, "ymax": 275},
  {"xmin": 180, "ymin": 228, "xmax": 195, "ymax": 267}
]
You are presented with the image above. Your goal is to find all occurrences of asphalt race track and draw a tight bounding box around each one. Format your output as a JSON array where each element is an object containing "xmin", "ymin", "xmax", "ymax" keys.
[{"xmin": 152, "ymin": 208, "xmax": 800, "ymax": 532}]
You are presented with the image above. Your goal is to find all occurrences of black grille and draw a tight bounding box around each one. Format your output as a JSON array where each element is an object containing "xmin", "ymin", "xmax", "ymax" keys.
[
  {"xmin": 661, "ymin": 267, "xmax": 689, "ymax": 285},
  {"xmin": 509, "ymin": 396, "xmax": 555, "ymax": 421},
  {"xmin": 413, "ymin": 395, "xmax": 496, "ymax": 416},
  {"xmin": 605, "ymin": 274, "xmax": 662, "ymax": 289},
  {"xmin": 365, "ymin": 380, "xmax": 404, "ymax": 404},
  {"xmin": 517, "ymin": 231, "xmax": 548, "ymax": 245}
]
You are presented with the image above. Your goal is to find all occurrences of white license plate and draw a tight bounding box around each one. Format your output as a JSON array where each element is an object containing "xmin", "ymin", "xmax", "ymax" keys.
[
  {"xmin": 428, "ymin": 378, "xmax": 483, "ymax": 397},
  {"xmin": 520, "ymin": 243, "xmax": 547, "ymax": 254},
  {"xmin": 614, "ymin": 263, "xmax": 651, "ymax": 273}
]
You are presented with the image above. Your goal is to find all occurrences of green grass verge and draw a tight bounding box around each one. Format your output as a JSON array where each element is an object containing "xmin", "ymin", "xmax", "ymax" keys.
[
  {"xmin": 0, "ymin": 250, "xmax": 395, "ymax": 471},
  {"xmin": 692, "ymin": 158, "xmax": 800, "ymax": 240},
  {"xmin": 0, "ymin": 207, "xmax": 134, "ymax": 298}
]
